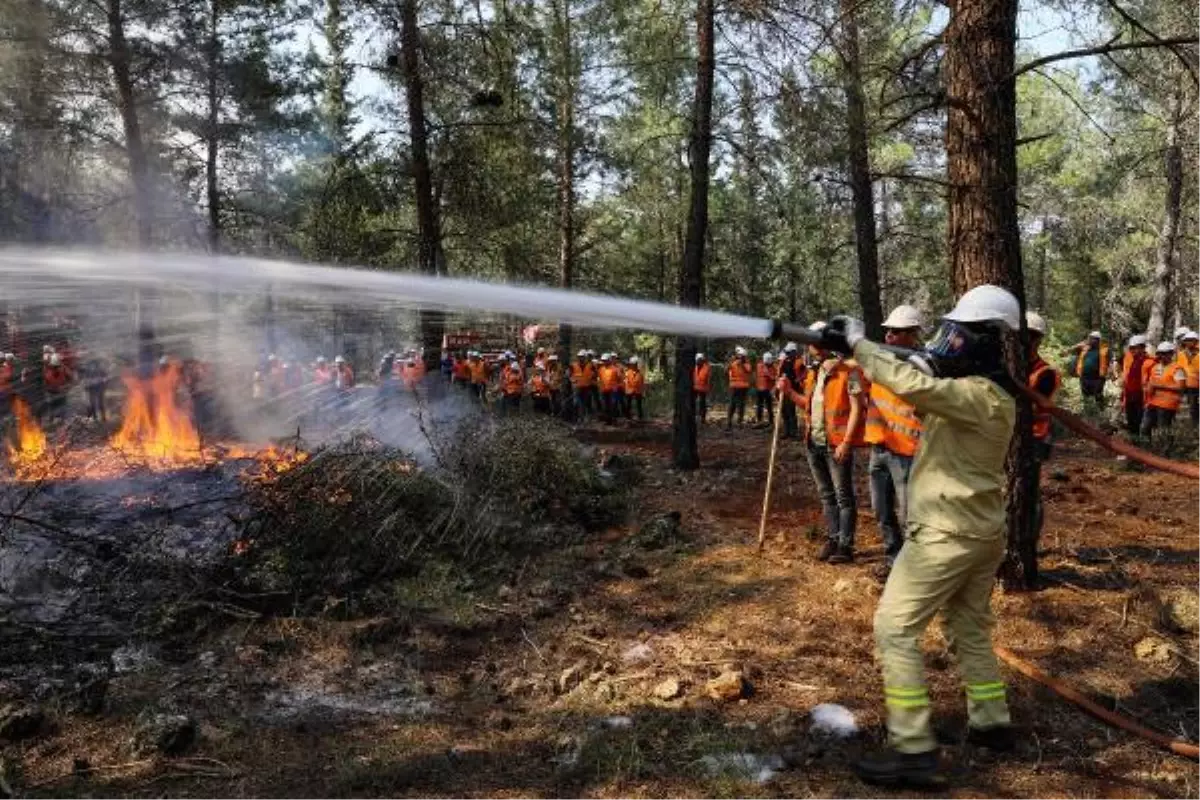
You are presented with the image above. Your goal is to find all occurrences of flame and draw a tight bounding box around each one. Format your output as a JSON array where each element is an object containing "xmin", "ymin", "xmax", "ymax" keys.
[
  {"xmin": 110, "ymin": 364, "xmax": 202, "ymax": 462},
  {"xmin": 6, "ymin": 397, "xmax": 47, "ymax": 464}
]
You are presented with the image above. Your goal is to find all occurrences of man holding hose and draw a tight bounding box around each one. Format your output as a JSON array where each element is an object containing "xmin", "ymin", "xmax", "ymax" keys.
[{"xmin": 817, "ymin": 285, "xmax": 1020, "ymax": 787}]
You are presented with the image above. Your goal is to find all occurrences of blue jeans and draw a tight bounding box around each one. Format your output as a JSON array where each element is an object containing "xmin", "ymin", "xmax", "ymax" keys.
[
  {"xmin": 868, "ymin": 445, "xmax": 912, "ymax": 562},
  {"xmin": 806, "ymin": 441, "xmax": 856, "ymax": 547}
]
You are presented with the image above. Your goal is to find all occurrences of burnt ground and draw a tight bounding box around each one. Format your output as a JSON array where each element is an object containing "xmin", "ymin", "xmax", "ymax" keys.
[{"xmin": 3, "ymin": 418, "xmax": 1198, "ymax": 798}]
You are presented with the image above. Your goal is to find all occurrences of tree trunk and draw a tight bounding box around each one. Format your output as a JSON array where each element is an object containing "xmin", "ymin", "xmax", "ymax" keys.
[
  {"xmin": 672, "ymin": 0, "xmax": 714, "ymax": 471},
  {"xmin": 554, "ymin": 0, "xmax": 576, "ymax": 360},
  {"xmin": 841, "ymin": 0, "xmax": 883, "ymax": 339},
  {"xmin": 1146, "ymin": 88, "xmax": 1183, "ymax": 345},
  {"xmin": 399, "ymin": 0, "xmax": 445, "ymax": 372},
  {"xmin": 945, "ymin": 0, "xmax": 1036, "ymax": 588},
  {"xmin": 205, "ymin": 0, "xmax": 220, "ymax": 254},
  {"xmin": 106, "ymin": 0, "xmax": 152, "ymax": 247}
]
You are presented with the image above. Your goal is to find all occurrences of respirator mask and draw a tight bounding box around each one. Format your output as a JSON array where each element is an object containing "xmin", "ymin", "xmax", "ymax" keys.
[{"xmin": 906, "ymin": 320, "xmax": 1003, "ymax": 380}]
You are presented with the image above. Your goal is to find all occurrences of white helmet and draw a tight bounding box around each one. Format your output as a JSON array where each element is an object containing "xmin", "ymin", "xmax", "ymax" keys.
[
  {"xmin": 42, "ymin": 345, "xmax": 52, "ymax": 353},
  {"xmin": 808, "ymin": 321, "xmax": 827, "ymax": 332},
  {"xmin": 3, "ymin": 353, "xmax": 12, "ymax": 361},
  {"xmin": 762, "ymin": 352, "xmax": 775, "ymax": 364},
  {"xmin": 882, "ymin": 304, "xmax": 923, "ymax": 330},
  {"xmin": 695, "ymin": 353, "xmax": 705, "ymax": 362},
  {"xmin": 548, "ymin": 354, "xmax": 559, "ymax": 361},
  {"xmin": 943, "ymin": 284, "xmax": 1021, "ymax": 330},
  {"xmin": 628, "ymin": 356, "xmax": 639, "ymax": 365},
  {"xmin": 734, "ymin": 346, "xmax": 747, "ymax": 357},
  {"xmin": 1128, "ymin": 334, "xmax": 1147, "ymax": 348},
  {"xmin": 783, "ymin": 342, "xmax": 799, "ymax": 354},
  {"xmin": 577, "ymin": 350, "xmax": 587, "ymax": 358},
  {"xmin": 1157, "ymin": 341, "xmax": 1177, "ymax": 354},
  {"xmin": 1025, "ymin": 311, "xmax": 1047, "ymax": 335},
  {"xmin": 49, "ymin": 353, "xmax": 62, "ymax": 367},
  {"xmin": 1174, "ymin": 326, "xmax": 1190, "ymax": 339},
  {"xmin": 159, "ymin": 355, "xmax": 169, "ymax": 366},
  {"xmin": 334, "ymin": 355, "xmax": 345, "ymax": 364},
  {"xmin": 600, "ymin": 353, "xmax": 611, "ymax": 361},
  {"xmin": 510, "ymin": 360, "xmax": 520, "ymax": 369},
  {"xmin": 1184, "ymin": 331, "xmax": 1199, "ymax": 342},
  {"xmin": 1088, "ymin": 331, "xmax": 1101, "ymax": 340}
]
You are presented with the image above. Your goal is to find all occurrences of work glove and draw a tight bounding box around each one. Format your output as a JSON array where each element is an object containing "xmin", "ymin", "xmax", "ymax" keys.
[{"xmin": 822, "ymin": 316, "xmax": 865, "ymax": 355}]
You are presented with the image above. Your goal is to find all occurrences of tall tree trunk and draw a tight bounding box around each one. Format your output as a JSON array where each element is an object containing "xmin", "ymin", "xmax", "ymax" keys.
[
  {"xmin": 672, "ymin": 0, "xmax": 714, "ymax": 471},
  {"xmin": 106, "ymin": 0, "xmax": 152, "ymax": 247},
  {"xmin": 840, "ymin": 0, "xmax": 883, "ymax": 338},
  {"xmin": 554, "ymin": 0, "xmax": 576, "ymax": 360},
  {"xmin": 945, "ymin": 0, "xmax": 1035, "ymax": 588},
  {"xmin": 1147, "ymin": 87, "xmax": 1183, "ymax": 345},
  {"xmin": 399, "ymin": 0, "xmax": 445, "ymax": 372},
  {"xmin": 205, "ymin": 0, "xmax": 220, "ymax": 254}
]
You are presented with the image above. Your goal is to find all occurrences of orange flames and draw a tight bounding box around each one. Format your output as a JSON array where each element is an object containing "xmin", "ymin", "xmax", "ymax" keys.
[
  {"xmin": 110, "ymin": 364, "xmax": 202, "ymax": 462},
  {"xmin": 7, "ymin": 397, "xmax": 47, "ymax": 465}
]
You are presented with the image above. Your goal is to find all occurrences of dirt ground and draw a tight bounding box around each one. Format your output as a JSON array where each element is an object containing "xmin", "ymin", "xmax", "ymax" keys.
[{"xmin": 9, "ymin": 418, "xmax": 1200, "ymax": 798}]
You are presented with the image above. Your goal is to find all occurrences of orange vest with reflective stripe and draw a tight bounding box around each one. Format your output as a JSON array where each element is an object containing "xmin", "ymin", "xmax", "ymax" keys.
[
  {"xmin": 864, "ymin": 383, "xmax": 922, "ymax": 456},
  {"xmin": 453, "ymin": 358, "xmax": 471, "ymax": 381},
  {"xmin": 502, "ymin": 366, "xmax": 524, "ymax": 396},
  {"xmin": 803, "ymin": 360, "xmax": 867, "ymax": 448},
  {"xmin": 1146, "ymin": 360, "xmax": 1186, "ymax": 410},
  {"xmin": 755, "ymin": 362, "xmax": 776, "ymax": 392},
  {"xmin": 693, "ymin": 363, "xmax": 711, "ymax": 394},
  {"xmin": 531, "ymin": 373, "xmax": 551, "ymax": 398},
  {"xmin": 1178, "ymin": 350, "xmax": 1199, "ymax": 390},
  {"xmin": 1075, "ymin": 343, "xmax": 1109, "ymax": 377},
  {"xmin": 598, "ymin": 364, "xmax": 619, "ymax": 392},
  {"xmin": 727, "ymin": 360, "xmax": 751, "ymax": 390},
  {"xmin": 570, "ymin": 361, "xmax": 595, "ymax": 388},
  {"xmin": 0, "ymin": 363, "xmax": 11, "ymax": 393},
  {"xmin": 1028, "ymin": 357, "xmax": 1060, "ymax": 441},
  {"xmin": 624, "ymin": 367, "xmax": 644, "ymax": 395},
  {"xmin": 469, "ymin": 360, "xmax": 489, "ymax": 385}
]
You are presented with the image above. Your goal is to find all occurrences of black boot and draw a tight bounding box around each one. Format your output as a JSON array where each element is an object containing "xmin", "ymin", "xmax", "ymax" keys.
[
  {"xmin": 816, "ymin": 539, "xmax": 838, "ymax": 562},
  {"xmin": 967, "ymin": 725, "xmax": 1016, "ymax": 752},
  {"xmin": 853, "ymin": 747, "xmax": 939, "ymax": 787},
  {"xmin": 828, "ymin": 543, "xmax": 854, "ymax": 564}
]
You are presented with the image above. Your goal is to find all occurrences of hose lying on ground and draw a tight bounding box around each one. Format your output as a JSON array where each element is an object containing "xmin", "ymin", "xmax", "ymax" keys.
[{"xmin": 994, "ymin": 645, "xmax": 1200, "ymax": 761}]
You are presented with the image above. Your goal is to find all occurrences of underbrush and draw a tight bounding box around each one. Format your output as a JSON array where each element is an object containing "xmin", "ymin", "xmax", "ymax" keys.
[{"xmin": 227, "ymin": 419, "xmax": 633, "ymax": 616}]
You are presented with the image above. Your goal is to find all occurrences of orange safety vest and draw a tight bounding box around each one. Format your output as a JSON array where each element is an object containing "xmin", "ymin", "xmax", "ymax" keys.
[
  {"xmin": 44, "ymin": 365, "xmax": 69, "ymax": 391},
  {"xmin": 598, "ymin": 364, "xmax": 620, "ymax": 392},
  {"xmin": 728, "ymin": 359, "xmax": 751, "ymax": 390},
  {"xmin": 336, "ymin": 365, "xmax": 354, "ymax": 389},
  {"xmin": 802, "ymin": 360, "xmax": 867, "ymax": 448},
  {"xmin": 469, "ymin": 360, "xmax": 489, "ymax": 385},
  {"xmin": 1075, "ymin": 343, "xmax": 1109, "ymax": 378},
  {"xmin": 864, "ymin": 382, "xmax": 922, "ymax": 456},
  {"xmin": 1028, "ymin": 357, "xmax": 1060, "ymax": 441},
  {"xmin": 624, "ymin": 366, "xmax": 645, "ymax": 396},
  {"xmin": 693, "ymin": 363, "xmax": 711, "ymax": 394},
  {"xmin": 1146, "ymin": 360, "xmax": 1186, "ymax": 411},
  {"xmin": 405, "ymin": 361, "xmax": 426, "ymax": 387},
  {"xmin": 502, "ymin": 366, "xmax": 524, "ymax": 396},
  {"xmin": 754, "ymin": 362, "xmax": 776, "ymax": 392},
  {"xmin": 313, "ymin": 365, "xmax": 332, "ymax": 384},
  {"xmin": 570, "ymin": 361, "xmax": 595, "ymax": 388},
  {"xmin": 453, "ymin": 358, "xmax": 471, "ymax": 381},
  {"xmin": 531, "ymin": 373, "xmax": 551, "ymax": 398},
  {"xmin": 0, "ymin": 362, "xmax": 11, "ymax": 392},
  {"xmin": 1121, "ymin": 350, "xmax": 1148, "ymax": 397},
  {"xmin": 1178, "ymin": 350, "xmax": 1199, "ymax": 390}
]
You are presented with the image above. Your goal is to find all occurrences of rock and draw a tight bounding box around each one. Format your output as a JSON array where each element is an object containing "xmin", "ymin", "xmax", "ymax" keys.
[
  {"xmin": 621, "ymin": 643, "xmax": 654, "ymax": 664},
  {"xmin": 1161, "ymin": 591, "xmax": 1199, "ymax": 634},
  {"xmin": 1134, "ymin": 637, "xmax": 1172, "ymax": 664},
  {"xmin": 132, "ymin": 712, "xmax": 197, "ymax": 756},
  {"xmin": 557, "ymin": 661, "xmax": 588, "ymax": 695},
  {"xmin": 705, "ymin": 671, "xmax": 750, "ymax": 702},
  {"xmin": 653, "ymin": 678, "xmax": 683, "ymax": 701},
  {"xmin": 0, "ymin": 705, "xmax": 47, "ymax": 742}
]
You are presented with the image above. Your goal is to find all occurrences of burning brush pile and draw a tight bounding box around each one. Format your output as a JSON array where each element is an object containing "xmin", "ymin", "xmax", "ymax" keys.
[{"xmin": 226, "ymin": 417, "xmax": 634, "ymax": 616}]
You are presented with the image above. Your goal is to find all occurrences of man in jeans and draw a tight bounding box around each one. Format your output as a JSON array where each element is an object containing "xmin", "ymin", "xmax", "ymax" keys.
[
  {"xmin": 777, "ymin": 322, "xmax": 866, "ymax": 564},
  {"xmin": 864, "ymin": 306, "xmax": 923, "ymax": 577}
]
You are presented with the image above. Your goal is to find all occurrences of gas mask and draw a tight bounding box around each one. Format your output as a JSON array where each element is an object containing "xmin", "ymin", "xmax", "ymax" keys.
[{"xmin": 907, "ymin": 320, "xmax": 1004, "ymax": 380}]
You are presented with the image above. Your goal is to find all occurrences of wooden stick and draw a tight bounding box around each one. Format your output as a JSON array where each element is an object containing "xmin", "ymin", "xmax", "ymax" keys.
[
  {"xmin": 995, "ymin": 645, "xmax": 1200, "ymax": 760},
  {"xmin": 757, "ymin": 402, "xmax": 785, "ymax": 553}
]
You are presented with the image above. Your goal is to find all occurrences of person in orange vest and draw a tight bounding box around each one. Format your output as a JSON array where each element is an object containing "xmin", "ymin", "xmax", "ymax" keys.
[
  {"xmin": 1179, "ymin": 331, "xmax": 1199, "ymax": 426},
  {"xmin": 570, "ymin": 350, "xmax": 596, "ymax": 417},
  {"xmin": 597, "ymin": 353, "xmax": 622, "ymax": 421},
  {"xmin": 333, "ymin": 354, "xmax": 354, "ymax": 396},
  {"xmin": 726, "ymin": 346, "xmax": 752, "ymax": 429},
  {"xmin": 312, "ymin": 356, "xmax": 332, "ymax": 384},
  {"xmin": 865, "ymin": 305, "xmax": 924, "ymax": 575},
  {"xmin": 403, "ymin": 357, "xmax": 425, "ymax": 391},
  {"xmin": 546, "ymin": 354, "xmax": 564, "ymax": 414},
  {"xmin": 1069, "ymin": 331, "xmax": 1109, "ymax": 408},
  {"xmin": 468, "ymin": 351, "xmax": 490, "ymax": 403},
  {"xmin": 693, "ymin": 353, "xmax": 712, "ymax": 424},
  {"xmin": 1141, "ymin": 341, "xmax": 1186, "ymax": 444},
  {"xmin": 501, "ymin": 359, "xmax": 524, "ymax": 413},
  {"xmin": 778, "ymin": 342, "xmax": 803, "ymax": 437},
  {"xmin": 1119, "ymin": 335, "xmax": 1150, "ymax": 434},
  {"xmin": 776, "ymin": 321, "xmax": 866, "ymax": 564},
  {"xmin": 451, "ymin": 351, "xmax": 472, "ymax": 388},
  {"xmin": 611, "ymin": 351, "xmax": 627, "ymax": 414},
  {"xmin": 754, "ymin": 351, "xmax": 777, "ymax": 427},
  {"xmin": 1025, "ymin": 311, "xmax": 1061, "ymax": 548},
  {"xmin": 44, "ymin": 352, "xmax": 70, "ymax": 421},
  {"xmin": 530, "ymin": 364, "xmax": 553, "ymax": 414},
  {"xmin": 623, "ymin": 356, "xmax": 646, "ymax": 420}
]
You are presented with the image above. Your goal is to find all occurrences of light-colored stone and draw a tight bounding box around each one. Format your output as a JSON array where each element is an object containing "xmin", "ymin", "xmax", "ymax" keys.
[
  {"xmin": 705, "ymin": 671, "xmax": 749, "ymax": 702},
  {"xmin": 653, "ymin": 678, "xmax": 682, "ymax": 700},
  {"xmin": 1162, "ymin": 591, "xmax": 1199, "ymax": 634}
]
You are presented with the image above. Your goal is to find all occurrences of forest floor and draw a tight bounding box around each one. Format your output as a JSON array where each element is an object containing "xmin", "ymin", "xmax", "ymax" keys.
[{"xmin": 9, "ymin": 417, "xmax": 1200, "ymax": 799}]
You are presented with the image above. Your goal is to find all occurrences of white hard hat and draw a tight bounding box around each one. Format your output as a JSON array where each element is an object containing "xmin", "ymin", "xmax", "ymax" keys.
[
  {"xmin": 695, "ymin": 353, "xmax": 705, "ymax": 361},
  {"xmin": 335, "ymin": 355, "xmax": 345, "ymax": 364},
  {"xmin": 42, "ymin": 344, "xmax": 51, "ymax": 353},
  {"xmin": 1157, "ymin": 341, "xmax": 1177, "ymax": 354},
  {"xmin": 734, "ymin": 346, "xmax": 747, "ymax": 356},
  {"xmin": 1025, "ymin": 311, "xmax": 1047, "ymax": 335},
  {"xmin": 159, "ymin": 355, "xmax": 169, "ymax": 366},
  {"xmin": 628, "ymin": 356, "xmax": 639, "ymax": 365},
  {"xmin": 316, "ymin": 356, "xmax": 327, "ymax": 363},
  {"xmin": 943, "ymin": 285, "xmax": 1021, "ymax": 330},
  {"xmin": 1088, "ymin": 331, "xmax": 1101, "ymax": 339},
  {"xmin": 882, "ymin": 304, "xmax": 923, "ymax": 330},
  {"xmin": 3, "ymin": 353, "xmax": 11, "ymax": 360},
  {"xmin": 1128, "ymin": 334, "xmax": 1147, "ymax": 348},
  {"xmin": 784, "ymin": 342, "xmax": 799, "ymax": 353},
  {"xmin": 548, "ymin": 354, "xmax": 559, "ymax": 361},
  {"xmin": 763, "ymin": 352, "xmax": 775, "ymax": 364},
  {"xmin": 49, "ymin": 353, "xmax": 62, "ymax": 367},
  {"xmin": 577, "ymin": 350, "xmax": 587, "ymax": 358},
  {"xmin": 1184, "ymin": 331, "xmax": 1199, "ymax": 342},
  {"xmin": 1174, "ymin": 326, "xmax": 1190, "ymax": 338},
  {"xmin": 510, "ymin": 360, "xmax": 520, "ymax": 369},
  {"xmin": 600, "ymin": 353, "xmax": 611, "ymax": 361},
  {"xmin": 808, "ymin": 321, "xmax": 827, "ymax": 332}
]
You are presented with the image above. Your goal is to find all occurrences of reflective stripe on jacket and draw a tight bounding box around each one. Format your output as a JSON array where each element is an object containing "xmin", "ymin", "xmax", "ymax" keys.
[
  {"xmin": 865, "ymin": 382, "xmax": 922, "ymax": 456},
  {"xmin": 1146, "ymin": 361, "xmax": 1186, "ymax": 410}
]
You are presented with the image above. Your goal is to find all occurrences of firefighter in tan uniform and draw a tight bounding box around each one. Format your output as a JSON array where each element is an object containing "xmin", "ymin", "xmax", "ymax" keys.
[{"xmin": 819, "ymin": 284, "xmax": 1020, "ymax": 787}]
